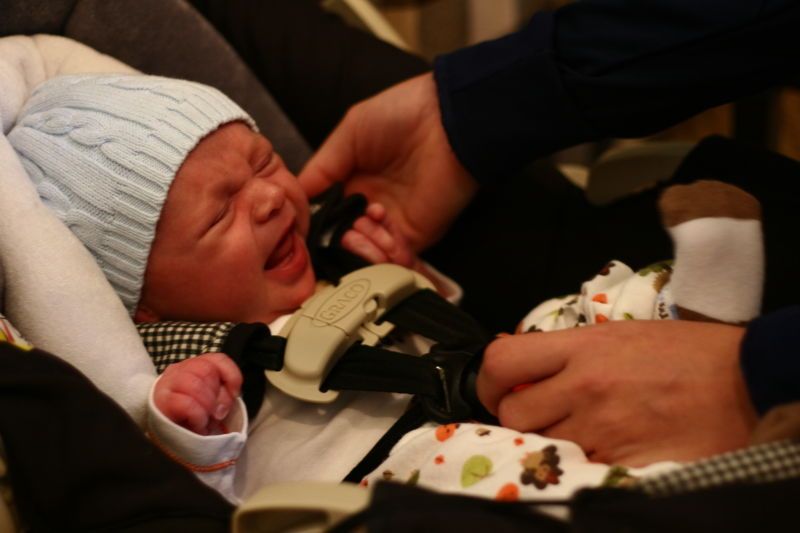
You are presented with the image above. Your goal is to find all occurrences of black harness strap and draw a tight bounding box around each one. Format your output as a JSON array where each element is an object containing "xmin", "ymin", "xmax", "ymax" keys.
[
  {"xmin": 323, "ymin": 345, "xmax": 442, "ymax": 397},
  {"xmin": 239, "ymin": 288, "xmax": 493, "ymax": 423},
  {"xmin": 321, "ymin": 287, "xmax": 489, "ymax": 400},
  {"xmin": 222, "ymin": 324, "xmax": 284, "ymax": 417},
  {"xmin": 334, "ymin": 287, "xmax": 497, "ymax": 481},
  {"xmin": 379, "ymin": 289, "xmax": 488, "ymax": 346},
  {"xmin": 342, "ymin": 401, "xmax": 430, "ymax": 484},
  {"xmin": 307, "ymin": 184, "xmax": 370, "ymax": 284}
]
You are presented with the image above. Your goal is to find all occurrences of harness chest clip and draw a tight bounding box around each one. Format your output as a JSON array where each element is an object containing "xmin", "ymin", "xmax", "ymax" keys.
[{"xmin": 266, "ymin": 264, "xmax": 433, "ymax": 403}]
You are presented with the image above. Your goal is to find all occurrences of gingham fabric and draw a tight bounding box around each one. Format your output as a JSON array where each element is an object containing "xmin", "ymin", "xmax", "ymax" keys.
[
  {"xmin": 636, "ymin": 439, "xmax": 800, "ymax": 496},
  {"xmin": 136, "ymin": 321, "xmax": 237, "ymax": 373}
]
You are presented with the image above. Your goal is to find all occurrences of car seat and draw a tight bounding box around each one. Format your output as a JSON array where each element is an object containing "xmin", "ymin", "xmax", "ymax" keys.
[{"xmin": 2, "ymin": 2, "xmax": 799, "ymax": 532}]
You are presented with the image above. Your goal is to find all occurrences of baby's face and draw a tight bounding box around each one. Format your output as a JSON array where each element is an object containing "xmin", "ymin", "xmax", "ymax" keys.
[{"xmin": 135, "ymin": 122, "xmax": 316, "ymax": 324}]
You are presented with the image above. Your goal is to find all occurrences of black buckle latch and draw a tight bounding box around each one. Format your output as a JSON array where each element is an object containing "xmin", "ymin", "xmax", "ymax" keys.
[{"xmin": 421, "ymin": 344, "xmax": 493, "ymax": 424}]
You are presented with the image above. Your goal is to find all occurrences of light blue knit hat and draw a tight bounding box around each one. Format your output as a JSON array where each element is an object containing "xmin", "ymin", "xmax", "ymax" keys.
[{"xmin": 8, "ymin": 74, "xmax": 256, "ymax": 314}]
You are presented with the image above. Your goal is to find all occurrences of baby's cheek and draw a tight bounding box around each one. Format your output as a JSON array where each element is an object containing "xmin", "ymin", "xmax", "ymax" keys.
[
  {"xmin": 288, "ymin": 194, "xmax": 311, "ymax": 235},
  {"xmin": 299, "ymin": 212, "xmax": 310, "ymax": 237}
]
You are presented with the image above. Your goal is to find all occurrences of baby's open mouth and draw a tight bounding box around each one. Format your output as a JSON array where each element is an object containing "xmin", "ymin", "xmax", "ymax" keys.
[{"xmin": 264, "ymin": 226, "xmax": 295, "ymax": 270}]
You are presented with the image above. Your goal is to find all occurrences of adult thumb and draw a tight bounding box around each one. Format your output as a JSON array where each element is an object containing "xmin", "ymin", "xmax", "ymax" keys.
[{"xmin": 298, "ymin": 113, "xmax": 359, "ymax": 197}]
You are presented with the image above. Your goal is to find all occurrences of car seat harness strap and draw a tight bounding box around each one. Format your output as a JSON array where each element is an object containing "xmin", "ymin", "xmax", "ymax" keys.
[{"xmin": 259, "ymin": 264, "xmax": 491, "ymax": 423}]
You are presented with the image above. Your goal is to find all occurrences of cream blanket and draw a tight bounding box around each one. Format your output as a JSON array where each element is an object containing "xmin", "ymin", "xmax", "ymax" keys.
[{"xmin": 0, "ymin": 35, "xmax": 156, "ymax": 426}]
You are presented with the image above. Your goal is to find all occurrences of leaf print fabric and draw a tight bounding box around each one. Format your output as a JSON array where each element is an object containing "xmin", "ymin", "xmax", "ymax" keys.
[
  {"xmin": 361, "ymin": 422, "xmax": 678, "ymax": 502},
  {"xmin": 461, "ymin": 455, "xmax": 493, "ymax": 487}
]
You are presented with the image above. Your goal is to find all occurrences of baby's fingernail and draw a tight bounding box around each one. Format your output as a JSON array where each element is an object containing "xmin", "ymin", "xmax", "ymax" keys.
[{"xmin": 214, "ymin": 404, "xmax": 230, "ymax": 420}]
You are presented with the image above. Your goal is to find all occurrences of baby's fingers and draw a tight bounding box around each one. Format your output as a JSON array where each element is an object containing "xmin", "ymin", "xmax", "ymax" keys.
[
  {"xmin": 159, "ymin": 365, "xmax": 218, "ymax": 413},
  {"xmin": 341, "ymin": 229, "xmax": 390, "ymax": 264},
  {"xmin": 202, "ymin": 353, "xmax": 243, "ymax": 400},
  {"xmin": 159, "ymin": 393, "xmax": 212, "ymax": 435},
  {"xmin": 214, "ymin": 386, "xmax": 234, "ymax": 421},
  {"xmin": 365, "ymin": 202, "xmax": 387, "ymax": 222},
  {"xmin": 353, "ymin": 216, "xmax": 395, "ymax": 253}
]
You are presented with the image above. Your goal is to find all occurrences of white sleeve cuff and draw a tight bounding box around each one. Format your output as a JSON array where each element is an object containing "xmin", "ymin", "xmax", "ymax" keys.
[{"xmin": 146, "ymin": 376, "xmax": 248, "ymax": 470}]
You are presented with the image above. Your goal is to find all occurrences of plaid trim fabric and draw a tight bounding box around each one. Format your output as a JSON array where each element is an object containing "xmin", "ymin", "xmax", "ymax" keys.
[
  {"xmin": 136, "ymin": 321, "xmax": 237, "ymax": 373},
  {"xmin": 636, "ymin": 439, "xmax": 800, "ymax": 496}
]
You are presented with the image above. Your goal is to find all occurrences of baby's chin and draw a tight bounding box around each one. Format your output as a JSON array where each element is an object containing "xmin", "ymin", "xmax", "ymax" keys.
[{"xmin": 259, "ymin": 267, "xmax": 317, "ymax": 324}]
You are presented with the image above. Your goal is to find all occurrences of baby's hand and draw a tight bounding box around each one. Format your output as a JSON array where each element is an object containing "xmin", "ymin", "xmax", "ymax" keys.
[
  {"xmin": 341, "ymin": 203, "xmax": 419, "ymax": 268},
  {"xmin": 154, "ymin": 353, "xmax": 243, "ymax": 436},
  {"xmin": 342, "ymin": 202, "xmax": 452, "ymax": 297}
]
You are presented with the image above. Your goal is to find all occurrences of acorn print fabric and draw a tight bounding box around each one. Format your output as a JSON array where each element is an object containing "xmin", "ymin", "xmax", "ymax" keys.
[{"xmin": 361, "ymin": 422, "xmax": 677, "ymax": 501}]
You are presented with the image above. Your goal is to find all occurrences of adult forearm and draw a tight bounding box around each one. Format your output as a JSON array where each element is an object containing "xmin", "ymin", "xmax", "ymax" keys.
[
  {"xmin": 741, "ymin": 306, "xmax": 800, "ymax": 414},
  {"xmin": 435, "ymin": 0, "xmax": 800, "ymax": 184}
]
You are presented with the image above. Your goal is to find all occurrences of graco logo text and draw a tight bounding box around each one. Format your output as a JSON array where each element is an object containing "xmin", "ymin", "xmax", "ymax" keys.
[{"xmin": 316, "ymin": 280, "xmax": 370, "ymax": 323}]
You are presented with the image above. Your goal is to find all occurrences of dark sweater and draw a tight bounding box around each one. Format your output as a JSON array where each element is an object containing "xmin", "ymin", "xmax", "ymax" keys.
[{"xmin": 434, "ymin": 0, "xmax": 800, "ymax": 414}]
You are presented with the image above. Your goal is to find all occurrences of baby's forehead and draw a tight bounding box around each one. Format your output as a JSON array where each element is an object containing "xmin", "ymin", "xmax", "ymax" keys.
[
  {"xmin": 175, "ymin": 123, "xmax": 266, "ymax": 181},
  {"xmin": 161, "ymin": 124, "xmax": 274, "ymax": 212}
]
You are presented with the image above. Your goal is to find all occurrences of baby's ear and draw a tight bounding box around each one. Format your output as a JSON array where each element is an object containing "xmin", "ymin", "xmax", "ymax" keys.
[{"xmin": 133, "ymin": 304, "xmax": 161, "ymax": 323}]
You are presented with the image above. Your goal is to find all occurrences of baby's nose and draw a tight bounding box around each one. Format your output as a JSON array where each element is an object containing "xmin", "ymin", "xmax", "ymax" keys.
[{"xmin": 250, "ymin": 180, "xmax": 286, "ymax": 223}]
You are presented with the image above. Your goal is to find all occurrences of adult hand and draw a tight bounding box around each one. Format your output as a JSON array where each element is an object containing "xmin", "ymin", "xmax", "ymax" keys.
[
  {"xmin": 299, "ymin": 73, "xmax": 478, "ymax": 252},
  {"xmin": 154, "ymin": 353, "xmax": 243, "ymax": 436},
  {"xmin": 476, "ymin": 320, "xmax": 758, "ymax": 466}
]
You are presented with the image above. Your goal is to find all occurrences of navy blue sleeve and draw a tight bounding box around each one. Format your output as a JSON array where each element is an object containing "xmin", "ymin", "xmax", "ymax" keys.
[
  {"xmin": 434, "ymin": 0, "xmax": 800, "ymax": 185},
  {"xmin": 741, "ymin": 307, "xmax": 800, "ymax": 414}
]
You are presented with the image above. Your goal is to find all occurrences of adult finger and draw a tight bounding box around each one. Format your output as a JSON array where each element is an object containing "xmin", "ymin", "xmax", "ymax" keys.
[
  {"xmin": 476, "ymin": 332, "xmax": 571, "ymax": 415},
  {"xmin": 298, "ymin": 111, "xmax": 358, "ymax": 198},
  {"xmin": 495, "ymin": 374, "xmax": 573, "ymax": 432},
  {"xmin": 538, "ymin": 416, "xmax": 594, "ymax": 454}
]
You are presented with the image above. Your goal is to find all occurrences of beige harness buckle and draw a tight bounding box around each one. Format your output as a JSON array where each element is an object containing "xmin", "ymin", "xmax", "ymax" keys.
[{"xmin": 266, "ymin": 264, "xmax": 433, "ymax": 403}]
